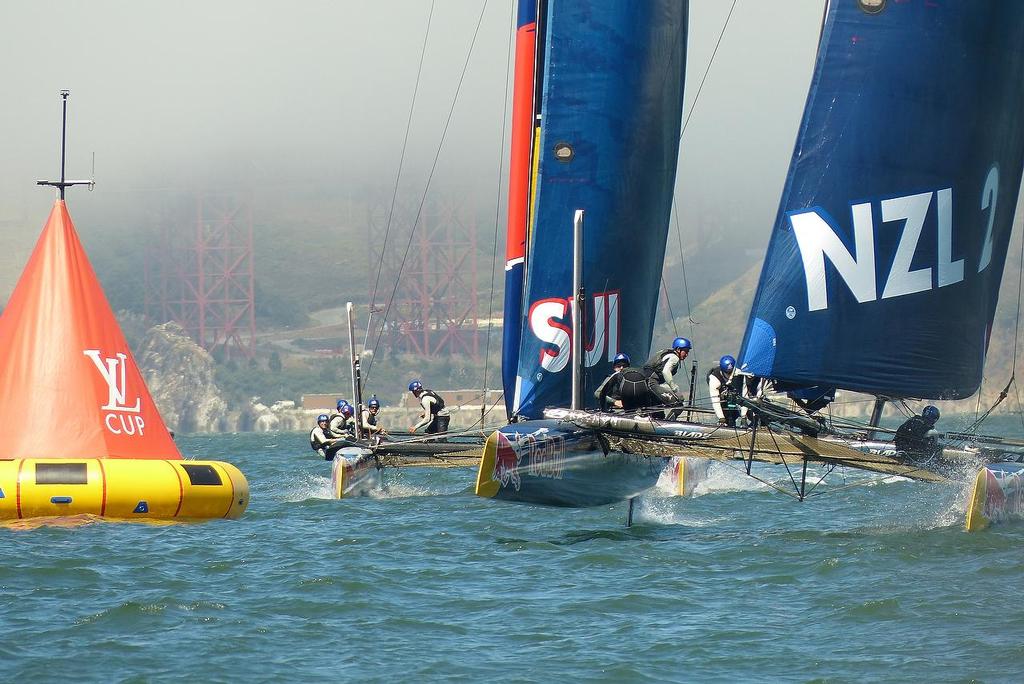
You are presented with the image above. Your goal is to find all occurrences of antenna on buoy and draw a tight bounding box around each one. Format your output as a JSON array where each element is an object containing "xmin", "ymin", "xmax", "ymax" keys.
[{"xmin": 36, "ymin": 90, "xmax": 95, "ymax": 199}]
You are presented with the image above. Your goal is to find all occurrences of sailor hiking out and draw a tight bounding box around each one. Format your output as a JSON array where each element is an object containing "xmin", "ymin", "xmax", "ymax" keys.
[
  {"xmin": 309, "ymin": 414, "xmax": 345, "ymax": 461},
  {"xmin": 643, "ymin": 337, "xmax": 692, "ymax": 404},
  {"xmin": 408, "ymin": 380, "xmax": 451, "ymax": 437}
]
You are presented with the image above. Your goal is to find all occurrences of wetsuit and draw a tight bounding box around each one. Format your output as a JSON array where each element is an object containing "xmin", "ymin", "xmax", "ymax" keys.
[
  {"xmin": 894, "ymin": 415, "xmax": 940, "ymax": 460},
  {"xmin": 612, "ymin": 368, "xmax": 663, "ymax": 410},
  {"xmin": 642, "ymin": 349, "xmax": 687, "ymax": 403},
  {"xmin": 595, "ymin": 370, "xmax": 625, "ymax": 409}
]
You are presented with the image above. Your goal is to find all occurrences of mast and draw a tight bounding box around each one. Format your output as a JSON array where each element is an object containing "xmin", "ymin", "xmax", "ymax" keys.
[
  {"xmin": 571, "ymin": 209, "xmax": 584, "ymax": 410},
  {"xmin": 867, "ymin": 397, "xmax": 885, "ymax": 440},
  {"xmin": 347, "ymin": 302, "xmax": 364, "ymax": 440},
  {"xmin": 686, "ymin": 360, "xmax": 698, "ymax": 422},
  {"xmin": 36, "ymin": 90, "xmax": 95, "ymax": 199}
]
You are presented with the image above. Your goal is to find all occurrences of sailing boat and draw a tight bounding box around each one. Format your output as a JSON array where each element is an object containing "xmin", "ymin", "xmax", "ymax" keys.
[
  {"xmin": 735, "ymin": 0, "xmax": 1024, "ymax": 527},
  {"xmin": 478, "ymin": 1, "xmax": 1024, "ymax": 528},
  {"xmin": 0, "ymin": 93, "xmax": 248, "ymax": 521},
  {"xmin": 474, "ymin": 0, "xmax": 689, "ymax": 507},
  {"xmin": 328, "ymin": 303, "xmax": 481, "ymax": 499}
]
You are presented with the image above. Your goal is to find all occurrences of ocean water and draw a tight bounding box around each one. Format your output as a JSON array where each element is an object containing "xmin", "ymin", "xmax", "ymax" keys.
[{"xmin": 2, "ymin": 430, "xmax": 1023, "ymax": 682}]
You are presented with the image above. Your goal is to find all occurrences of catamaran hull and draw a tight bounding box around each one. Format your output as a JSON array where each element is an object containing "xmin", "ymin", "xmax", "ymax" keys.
[
  {"xmin": 545, "ymin": 408, "xmax": 1024, "ymax": 481},
  {"xmin": 475, "ymin": 421, "xmax": 667, "ymax": 507},
  {"xmin": 0, "ymin": 459, "xmax": 248, "ymax": 521},
  {"xmin": 664, "ymin": 456, "xmax": 710, "ymax": 497},
  {"xmin": 330, "ymin": 448, "xmax": 382, "ymax": 498},
  {"xmin": 965, "ymin": 463, "xmax": 1024, "ymax": 531}
]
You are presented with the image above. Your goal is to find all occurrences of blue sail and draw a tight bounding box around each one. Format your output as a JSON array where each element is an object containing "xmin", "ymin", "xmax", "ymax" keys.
[
  {"xmin": 739, "ymin": 2, "xmax": 1024, "ymax": 400},
  {"xmin": 509, "ymin": 0, "xmax": 688, "ymax": 419}
]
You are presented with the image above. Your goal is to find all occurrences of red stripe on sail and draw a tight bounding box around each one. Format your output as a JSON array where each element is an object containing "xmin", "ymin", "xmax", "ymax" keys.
[{"xmin": 506, "ymin": 22, "xmax": 537, "ymax": 267}]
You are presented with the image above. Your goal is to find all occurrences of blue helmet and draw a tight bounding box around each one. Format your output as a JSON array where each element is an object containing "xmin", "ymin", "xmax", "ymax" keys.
[
  {"xmin": 367, "ymin": 396, "xmax": 381, "ymax": 409},
  {"xmin": 720, "ymin": 355, "xmax": 736, "ymax": 372},
  {"xmin": 317, "ymin": 413, "xmax": 329, "ymax": 423},
  {"xmin": 672, "ymin": 337, "xmax": 692, "ymax": 351},
  {"xmin": 409, "ymin": 380, "xmax": 423, "ymax": 393},
  {"xmin": 336, "ymin": 399, "xmax": 350, "ymax": 411},
  {"xmin": 612, "ymin": 352, "xmax": 630, "ymax": 367},
  {"xmin": 340, "ymin": 404, "xmax": 354, "ymax": 418},
  {"xmin": 922, "ymin": 405, "xmax": 940, "ymax": 422}
]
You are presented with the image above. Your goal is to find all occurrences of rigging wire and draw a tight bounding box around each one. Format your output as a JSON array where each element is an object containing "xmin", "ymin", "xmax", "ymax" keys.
[
  {"xmin": 367, "ymin": 0, "xmax": 436, "ymax": 332},
  {"xmin": 671, "ymin": 198, "xmax": 697, "ymax": 338},
  {"xmin": 481, "ymin": 0, "xmax": 515, "ymax": 414},
  {"xmin": 964, "ymin": 219, "xmax": 1024, "ymax": 436},
  {"xmin": 365, "ymin": 0, "xmax": 491, "ymax": 384},
  {"xmin": 658, "ymin": 0, "xmax": 736, "ymax": 377},
  {"xmin": 1012, "ymin": 221, "xmax": 1024, "ymax": 434},
  {"xmin": 660, "ymin": 277, "xmax": 678, "ymax": 337},
  {"xmin": 678, "ymin": 0, "xmax": 738, "ymax": 143}
]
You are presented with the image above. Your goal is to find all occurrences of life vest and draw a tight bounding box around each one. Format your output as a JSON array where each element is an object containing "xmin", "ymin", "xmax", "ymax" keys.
[
  {"xmin": 421, "ymin": 389, "xmax": 445, "ymax": 414},
  {"xmin": 642, "ymin": 349, "xmax": 676, "ymax": 381},
  {"xmin": 309, "ymin": 426, "xmax": 331, "ymax": 451},
  {"xmin": 708, "ymin": 367, "xmax": 745, "ymax": 399}
]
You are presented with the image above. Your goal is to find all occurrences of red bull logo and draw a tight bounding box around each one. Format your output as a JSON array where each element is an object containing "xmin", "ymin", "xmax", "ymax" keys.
[
  {"xmin": 983, "ymin": 469, "xmax": 1008, "ymax": 520},
  {"xmin": 491, "ymin": 431, "xmax": 566, "ymax": 490},
  {"xmin": 521, "ymin": 433, "xmax": 565, "ymax": 479},
  {"xmin": 492, "ymin": 432, "xmax": 522, "ymax": 491}
]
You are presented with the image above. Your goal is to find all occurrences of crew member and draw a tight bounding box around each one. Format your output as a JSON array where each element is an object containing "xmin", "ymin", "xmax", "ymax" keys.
[
  {"xmin": 361, "ymin": 396, "xmax": 387, "ymax": 438},
  {"xmin": 595, "ymin": 353, "xmax": 631, "ymax": 409},
  {"xmin": 330, "ymin": 401, "xmax": 356, "ymax": 440},
  {"xmin": 643, "ymin": 337, "xmax": 692, "ymax": 403},
  {"xmin": 408, "ymin": 380, "xmax": 450, "ymax": 437},
  {"xmin": 328, "ymin": 399, "xmax": 350, "ymax": 425},
  {"xmin": 708, "ymin": 355, "xmax": 749, "ymax": 427},
  {"xmin": 309, "ymin": 413, "xmax": 344, "ymax": 461},
  {"xmin": 894, "ymin": 405, "xmax": 941, "ymax": 460}
]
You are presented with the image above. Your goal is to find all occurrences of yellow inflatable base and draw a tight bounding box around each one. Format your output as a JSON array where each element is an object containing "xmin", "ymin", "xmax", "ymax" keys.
[{"xmin": 0, "ymin": 459, "xmax": 248, "ymax": 521}]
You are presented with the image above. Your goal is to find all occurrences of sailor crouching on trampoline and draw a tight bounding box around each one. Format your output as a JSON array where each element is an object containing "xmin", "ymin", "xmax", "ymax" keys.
[
  {"xmin": 642, "ymin": 337, "xmax": 692, "ymax": 404},
  {"xmin": 595, "ymin": 352, "xmax": 632, "ymax": 409}
]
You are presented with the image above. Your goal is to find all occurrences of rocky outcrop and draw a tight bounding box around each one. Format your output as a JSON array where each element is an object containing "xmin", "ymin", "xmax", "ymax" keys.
[
  {"xmin": 134, "ymin": 321, "xmax": 499, "ymax": 434},
  {"xmin": 137, "ymin": 322, "xmax": 229, "ymax": 433},
  {"xmin": 239, "ymin": 399, "xmax": 312, "ymax": 432}
]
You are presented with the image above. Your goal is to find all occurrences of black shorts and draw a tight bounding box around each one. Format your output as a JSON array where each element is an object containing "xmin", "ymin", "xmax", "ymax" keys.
[{"xmin": 426, "ymin": 414, "xmax": 451, "ymax": 434}]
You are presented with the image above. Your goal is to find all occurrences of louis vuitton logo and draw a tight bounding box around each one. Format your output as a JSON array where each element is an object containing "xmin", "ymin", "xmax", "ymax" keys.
[{"xmin": 83, "ymin": 350, "xmax": 141, "ymax": 413}]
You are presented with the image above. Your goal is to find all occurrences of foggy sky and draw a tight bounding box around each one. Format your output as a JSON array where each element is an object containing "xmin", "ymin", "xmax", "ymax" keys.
[{"xmin": 0, "ymin": 0, "xmax": 826, "ymax": 292}]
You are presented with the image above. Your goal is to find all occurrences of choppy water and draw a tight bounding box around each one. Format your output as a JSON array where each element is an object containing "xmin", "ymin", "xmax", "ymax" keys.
[{"xmin": 2, "ymin": 430, "xmax": 1023, "ymax": 682}]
